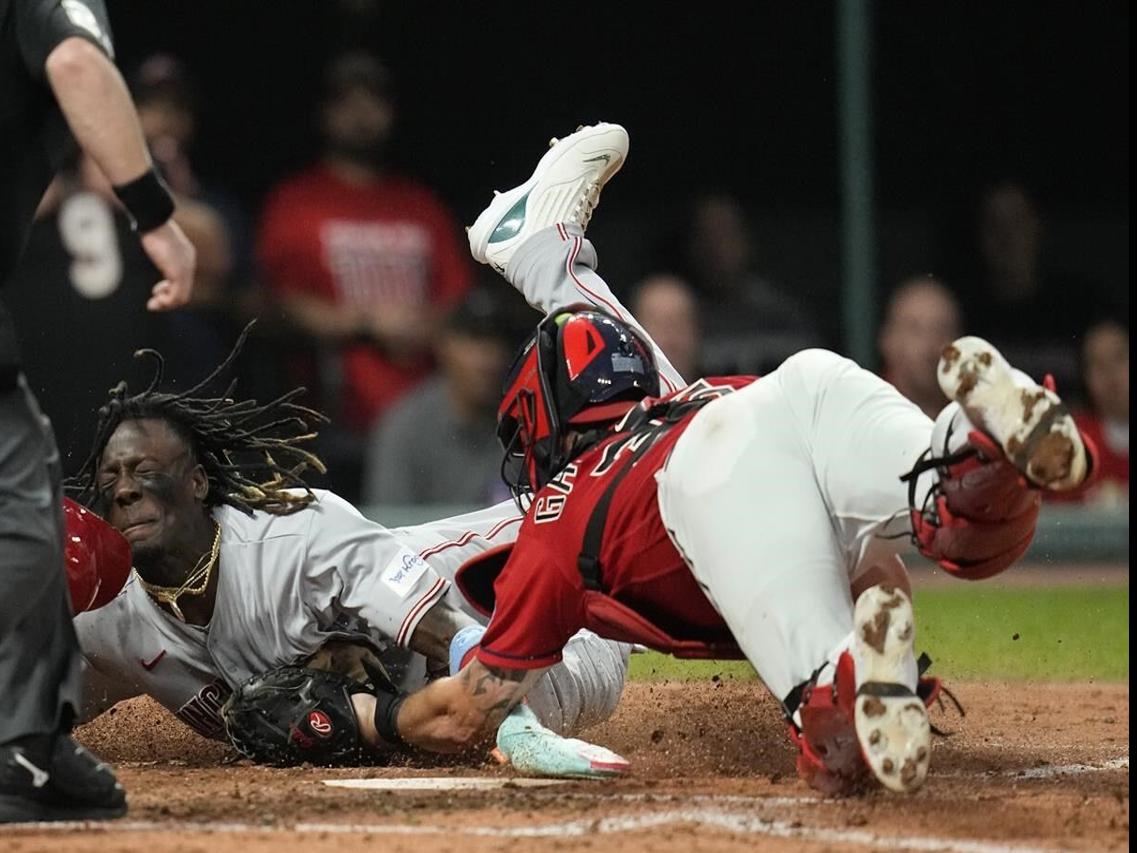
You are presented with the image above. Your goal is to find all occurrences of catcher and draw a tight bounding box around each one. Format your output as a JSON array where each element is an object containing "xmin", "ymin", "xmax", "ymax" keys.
[
  {"xmin": 342, "ymin": 122, "xmax": 1096, "ymax": 794},
  {"xmin": 70, "ymin": 323, "xmax": 630, "ymax": 776}
]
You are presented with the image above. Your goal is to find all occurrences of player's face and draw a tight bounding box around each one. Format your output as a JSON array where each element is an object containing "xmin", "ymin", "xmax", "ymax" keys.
[{"xmin": 95, "ymin": 418, "xmax": 209, "ymax": 566}]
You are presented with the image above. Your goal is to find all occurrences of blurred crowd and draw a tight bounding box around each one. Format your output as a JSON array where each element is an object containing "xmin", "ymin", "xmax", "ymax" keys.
[{"xmin": 8, "ymin": 51, "xmax": 1127, "ymax": 510}]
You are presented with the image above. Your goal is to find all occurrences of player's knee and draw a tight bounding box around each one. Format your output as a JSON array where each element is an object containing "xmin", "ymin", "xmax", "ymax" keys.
[{"xmin": 778, "ymin": 348, "xmax": 852, "ymax": 383}]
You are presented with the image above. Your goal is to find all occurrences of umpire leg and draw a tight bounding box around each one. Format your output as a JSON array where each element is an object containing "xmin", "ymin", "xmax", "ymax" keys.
[
  {"xmin": 0, "ymin": 310, "xmax": 125, "ymax": 821},
  {"xmin": 0, "ymin": 374, "xmax": 82, "ymax": 744}
]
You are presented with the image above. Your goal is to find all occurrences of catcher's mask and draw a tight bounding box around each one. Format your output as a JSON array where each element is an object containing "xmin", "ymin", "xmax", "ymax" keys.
[{"xmin": 496, "ymin": 306, "xmax": 660, "ymax": 504}]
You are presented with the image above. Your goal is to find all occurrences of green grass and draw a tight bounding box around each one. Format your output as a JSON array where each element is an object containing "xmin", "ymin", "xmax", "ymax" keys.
[
  {"xmin": 628, "ymin": 585, "xmax": 1129, "ymax": 683},
  {"xmin": 911, "ymin": 584, "xmax": 1129, "ymax": 681}
]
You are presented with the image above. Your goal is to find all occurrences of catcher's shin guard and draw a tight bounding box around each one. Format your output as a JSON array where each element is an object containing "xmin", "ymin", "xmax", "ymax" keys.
[
  {"xmin": 903, "ymin": 430, "xmax": 1040, "ymax": 581},
  {"xmin": 788, "ymin": 652, "xmax": 871, "ymax": 796}
]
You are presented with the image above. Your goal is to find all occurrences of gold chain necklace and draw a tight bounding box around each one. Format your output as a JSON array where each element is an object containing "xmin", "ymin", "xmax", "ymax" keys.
[{"xmin": 136, "ymin": 521, "xmax": 222, "ymax": 623}]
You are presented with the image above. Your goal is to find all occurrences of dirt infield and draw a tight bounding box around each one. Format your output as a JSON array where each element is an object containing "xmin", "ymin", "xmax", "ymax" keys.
[{"xmin": 4, "ymin": 679, "xmax": 1128, "ymax": 852}]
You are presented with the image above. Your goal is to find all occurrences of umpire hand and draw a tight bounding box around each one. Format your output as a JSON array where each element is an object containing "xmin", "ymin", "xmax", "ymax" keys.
[{"xmin": 141, "ymin": 219, "xmax": 196, "ymax": 310}]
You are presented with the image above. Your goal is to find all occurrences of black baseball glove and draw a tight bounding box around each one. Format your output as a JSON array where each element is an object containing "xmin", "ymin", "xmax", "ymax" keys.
[{"xmin": 221, "ymin": 653, "xmax": 403, "ymax": 767}]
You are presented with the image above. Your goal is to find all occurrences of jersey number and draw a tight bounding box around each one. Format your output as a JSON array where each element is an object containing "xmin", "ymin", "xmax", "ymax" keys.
[{"xmin": 58, "ymin": 192, "xmax": 123, "ymax": 299}]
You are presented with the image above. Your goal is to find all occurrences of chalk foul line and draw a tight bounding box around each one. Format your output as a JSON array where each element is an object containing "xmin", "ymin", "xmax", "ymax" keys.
[{"xmin": 3, "ymin": 809, "xmax": 1053, "ymax": 853}]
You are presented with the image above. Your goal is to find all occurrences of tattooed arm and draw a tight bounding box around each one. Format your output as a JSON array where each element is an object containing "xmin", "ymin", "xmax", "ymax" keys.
[
  {"xmin": 390, "ymin": 659, "xmax": 549, "ymax": 753},
  {"xmin": 406, "ymin": 598, "xmax": 480, "ymax": 665}
]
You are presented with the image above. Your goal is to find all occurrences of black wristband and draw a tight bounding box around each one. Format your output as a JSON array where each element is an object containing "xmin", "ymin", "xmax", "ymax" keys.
[
  {"xmin": 113, "ymin": 166, "xmax": 175, "ymax": 233},
  {"xmin": 373, "ymin": 691, "xmax": 406, "ymax": 746}
]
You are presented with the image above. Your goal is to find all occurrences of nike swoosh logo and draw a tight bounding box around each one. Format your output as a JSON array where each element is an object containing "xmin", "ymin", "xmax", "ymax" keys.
[
  {"xmin": 141, "ymin": 650, "xmax": 167, "ymax": 671},
  {"xmin": 582, "ymin": 154, "xmax": 612, "ymax": 164},
  {"xmin": 14, "ymin": 752, "xmax": 50, "ymax": 788}
]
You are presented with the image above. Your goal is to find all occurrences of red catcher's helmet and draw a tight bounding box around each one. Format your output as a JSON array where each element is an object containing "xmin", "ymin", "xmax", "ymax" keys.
[
  {"xmin": 496, "ymin": 306, "xmax": 660, "ymax": 500},
  {"xmin": 63, "ymin": 497, "xmax": 132, "ymax": 615}
]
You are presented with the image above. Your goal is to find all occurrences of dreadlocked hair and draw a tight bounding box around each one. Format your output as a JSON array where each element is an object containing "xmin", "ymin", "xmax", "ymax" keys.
[{"xmin": 70, "ymin": 321, "xmax": 329, "ymax": 516}]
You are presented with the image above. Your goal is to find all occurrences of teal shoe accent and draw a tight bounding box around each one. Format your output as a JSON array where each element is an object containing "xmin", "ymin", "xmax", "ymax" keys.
[
  {"xmin": 488, "ymin": 191, "xmax": 531, "ymax": 244},
  {"xmin": 496, "ymin": 704, "xmax": 629, "ymax": 779}
]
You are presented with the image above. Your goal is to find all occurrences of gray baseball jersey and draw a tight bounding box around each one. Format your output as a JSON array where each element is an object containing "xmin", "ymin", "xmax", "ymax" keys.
[{"xmin": 75, "ymin": 492, "xmax": 539, "ymax": 738}]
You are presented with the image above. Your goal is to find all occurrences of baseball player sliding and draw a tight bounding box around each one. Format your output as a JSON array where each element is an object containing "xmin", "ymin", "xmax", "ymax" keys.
[
  {"xmin": 345, "ymin": 122, "xmax": 1096, "ymax": 795},
  {"xmin": 69, "ymin": 327, "xmax": 630, "ymax": 776}
]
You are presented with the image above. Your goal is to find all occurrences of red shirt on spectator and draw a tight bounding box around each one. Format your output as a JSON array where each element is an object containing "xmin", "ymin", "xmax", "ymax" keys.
[{"xmin": 257, "ymin": 165, "xmax": 471, "ymax": 430}]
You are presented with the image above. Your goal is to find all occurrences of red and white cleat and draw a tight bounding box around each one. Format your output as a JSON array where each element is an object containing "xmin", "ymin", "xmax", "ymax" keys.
[
  {"xmin": 938, "ymin": 336, "xmax": 1089, "ymax": 491},
  {"xmin": 852, "ymin": 585, "xmax": 931, "ymax": 794}
]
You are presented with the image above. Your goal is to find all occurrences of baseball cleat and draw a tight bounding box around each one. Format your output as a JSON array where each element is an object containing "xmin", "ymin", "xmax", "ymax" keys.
[
  {"xmin": 0, "ymin": 735, "xmax": 127, "ymax": 823},
  {"xmin": 938, "ymin": 336, "xmax": 1088, "ymax": 490},
  {"xmin": 495, "ymin": 704, "xmax": 630, "ymax": 780},
  {"xmin": 852, "ymin": 585, "xmax": 931, "ymax": 794},
  {"xmin": 468, "ymin": 122, "xmax": 629, "ymax": 275}
]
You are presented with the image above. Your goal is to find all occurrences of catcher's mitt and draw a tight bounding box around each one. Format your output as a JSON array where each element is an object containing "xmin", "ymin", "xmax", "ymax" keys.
[{"xmin": 222, "ymin": 650, "xmax": 402, "ymax": 767}]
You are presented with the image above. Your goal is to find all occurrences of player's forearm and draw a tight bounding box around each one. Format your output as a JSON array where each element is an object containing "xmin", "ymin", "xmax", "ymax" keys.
[
  {"xmin": 393, "ymin": 659, "xmax": 543, "ymax": 753},
  {"xmin": 394, "ymin": 676, "xmax": 493, "ymax": 753},
  {"xmin": 45, "ymin": 37, "xmax": 152, "ymax": 185}
]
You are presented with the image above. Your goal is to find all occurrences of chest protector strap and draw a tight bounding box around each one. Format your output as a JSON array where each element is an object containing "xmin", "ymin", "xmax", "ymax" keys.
[{"xmin": 577, "ymin": 397, "xmax": 713, "ymax": 592}]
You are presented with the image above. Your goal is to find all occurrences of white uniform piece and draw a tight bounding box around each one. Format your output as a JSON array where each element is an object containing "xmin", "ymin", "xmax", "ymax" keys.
[
  {"xmin": 656, "ymin": 352, "xmax": 935, "ymax": 702},
  {"xmin": 77, "ymin": 492, "xmax": 627, "ymax": 739},
  {"xmin": 504, "ymin": 224, "xmax": 981, "ymax": 708}
]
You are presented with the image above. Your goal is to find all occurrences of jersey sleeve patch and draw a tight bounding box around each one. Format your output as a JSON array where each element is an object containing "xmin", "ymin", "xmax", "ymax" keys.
[{"xmin": 380, "ymin": 546, "xmax": 431, "ymax": 599}]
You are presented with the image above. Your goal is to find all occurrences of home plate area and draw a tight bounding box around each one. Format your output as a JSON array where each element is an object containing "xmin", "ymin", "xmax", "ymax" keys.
[{"xmin": 7, "ymin": 681, "xmax": 1128, "ymax": 852}]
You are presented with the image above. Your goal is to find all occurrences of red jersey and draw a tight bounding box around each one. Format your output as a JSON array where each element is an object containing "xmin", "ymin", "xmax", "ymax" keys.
[
  {"xmin": 466, "ymin": 378, "xmax": 757, "ymax": 670},
  {"xmin": 256, "ymin": 164, "xmax": 472, "ymax": 429}
]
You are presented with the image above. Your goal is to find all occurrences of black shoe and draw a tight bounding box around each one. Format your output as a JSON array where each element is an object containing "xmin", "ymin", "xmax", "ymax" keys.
[{"xmin": 0, "ymin": 734, "xmax": 127, "ymax": 823}]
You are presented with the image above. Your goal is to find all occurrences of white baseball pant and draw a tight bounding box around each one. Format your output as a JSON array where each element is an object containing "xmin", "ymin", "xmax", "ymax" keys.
[{"xmin": 656, "ymin": 349, "xmax": 961, "ymax": 708}]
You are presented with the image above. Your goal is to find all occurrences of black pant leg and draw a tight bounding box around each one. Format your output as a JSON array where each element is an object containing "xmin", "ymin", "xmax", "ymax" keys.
[{"xmin": 0, "ymin": 375, "xmax": 81, "ymax": 743}]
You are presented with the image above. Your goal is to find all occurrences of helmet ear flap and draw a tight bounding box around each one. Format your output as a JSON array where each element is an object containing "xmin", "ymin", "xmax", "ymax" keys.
[{"xmin": 496, "ymin": 312, "xmax": 569, "ymax": 498}]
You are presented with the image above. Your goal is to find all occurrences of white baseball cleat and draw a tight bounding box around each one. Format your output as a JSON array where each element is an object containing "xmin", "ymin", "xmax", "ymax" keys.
[
  {"xmin": 938, "ymin": 336, "xmax": 1088, "ymax": 490},
  {"xmin": 852, "ymin": 585, "xmax": 931, "ymax": 794},
  {"xmin": 468, "ymin": 122, "xmax": 629, "ymax": 275}
]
